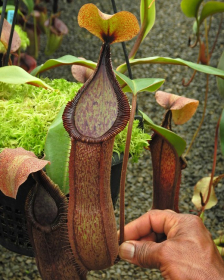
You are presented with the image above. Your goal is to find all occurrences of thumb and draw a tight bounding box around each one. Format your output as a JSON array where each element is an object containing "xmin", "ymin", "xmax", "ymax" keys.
[{"xmin": 119, "ymin": 241, "xmax": 162, "ymax": 269}]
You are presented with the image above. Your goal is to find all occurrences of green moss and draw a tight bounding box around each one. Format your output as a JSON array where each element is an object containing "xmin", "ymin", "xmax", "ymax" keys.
[
  {"xmin": 14, "ymin": 25, "xmax": 30, "ymax": 51},
  {"xmin": 0, "ymin": 79, "xmax": 82, "ymax": 157},
  {"xmin": 114, "ymin": 120, "xmax": 151, "ymax": 162},
  {"xmin": 0, "ymin": 79, "xmax": 150, "ymax": 161},
  {"xmin": 0, "ymin": 41, "xmax": 6, "ymax": 53}
]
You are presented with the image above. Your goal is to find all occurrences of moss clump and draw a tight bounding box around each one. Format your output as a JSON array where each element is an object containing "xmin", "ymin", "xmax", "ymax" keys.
[
  {"xmin": 0, "ymin": 79, "xmax": 82, "ymax": 157},
  {"xmin": 0, "ymin": 78, "xmax": 150, "ymax": 161},
  {"xmin": 14, "ymin": 25, "xmax": 30, "ymax": 51},
  {"xmin": 114, "ymin": 120, "xmax": 151, "ymax": 162}
]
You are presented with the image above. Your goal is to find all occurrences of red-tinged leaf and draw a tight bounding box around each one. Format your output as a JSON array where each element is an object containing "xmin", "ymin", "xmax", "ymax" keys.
[
  {"xmin": 78, "ymin": 4, "xmax": 140, "ymax": 44},
  {"xmin": 0, "ymin": 17, "xmax": 21, "ymax": 53},
  {"xmin": 0, "ymin": 66, "xmax": 52, "ymax": 89},
  {"xmin": 71, "ymin": 58, "xmax": 94, "ymax": 83},
  {"xmin": 150, "ymin": 111, "xmax": 186, "ymax": 211},
  {"xmin": 192, "ymin": 176, "xmax": 218, "ymax": 210},
  {"xmin": 155, "ymin": 91, "xmax": 199, "ymax": 125},
  {"xmin": 0, "ymin": 148, "xmax": 50, "ymax": 199}
]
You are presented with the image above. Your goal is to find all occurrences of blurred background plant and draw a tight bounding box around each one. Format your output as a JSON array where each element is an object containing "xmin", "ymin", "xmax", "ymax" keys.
[{"xmin": 0, "ymin": 0, "xmax": 70, "ymax": 71}]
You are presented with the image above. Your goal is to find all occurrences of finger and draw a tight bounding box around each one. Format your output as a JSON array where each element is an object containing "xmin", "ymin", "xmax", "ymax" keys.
[
  {"xmin": 122, "ymin": 209, "xmax": 181, "ymax": 241},
  {"xmin": 139, "ymin": 232, "xmax": 157, "ymax": 242},
  {"xmin": 119, "ymin": 240, "xmax": 163, "ymax": 269}
]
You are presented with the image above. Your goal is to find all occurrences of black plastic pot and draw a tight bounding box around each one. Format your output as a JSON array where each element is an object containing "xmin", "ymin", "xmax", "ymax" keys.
[
  {"xmin": 111, "ymin": 153, "xmax": 124, "ymax": 208},
  {"xmin": 0, "ymin": 154, "xmax": 123, "ymax": 257},
  {"xmin": 0, "ymin": 175, "xmax": 35, "ymax": 257}
]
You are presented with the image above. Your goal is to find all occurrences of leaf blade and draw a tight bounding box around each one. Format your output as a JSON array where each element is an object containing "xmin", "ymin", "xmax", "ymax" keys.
[
  {"xmin": 115, "ymin": 70, "xmax": 164, "ymax": 94},
  {"xmin": 45, "ymin": 106, "xmax": 71, "ymax": 195},
  {"xmin": 140, "ymin": 110, "xmax": 186, "ymax": 156},
  {"xmin": 31, "ymin": 55, "xmax": 97, "ymax": 76},
  {"xmin": 199, "ymin": 1, "xmax": 224, "ymax": 26},
  {"xmin": 0, "ymin": 148, "xmax": 49, "ymax": 198},
  {"xmin": 140, "ymin": 0, "xmax": 156, "ymax": 41},
  {"xmin": 220, "ymin": 109, "xmax": 224, "ymax": 156},
  {"xmin": 117, "ymin": 56, "xmax": 224, "ymax": 79},
  {"xmin": 0, "ymin": 66, "xmax": 53, "ymax": 89},
  {"xmin": 217, "ymin": 50, "xmax": 224, "ymax": 99},
  {"xmin": 180, "ymin": 0, "xmax": 203, "ymax": 18}
]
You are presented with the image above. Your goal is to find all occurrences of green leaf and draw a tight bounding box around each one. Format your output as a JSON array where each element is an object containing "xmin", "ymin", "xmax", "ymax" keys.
[
  {"xmin": 214, "ymin": 235, "xmax": 224, "ymax": 245},
  {"xmin": 180, "ymin": 0, "xmax": 203, "ymax": 18},
  {"xmin": 192, "ymin": 20, "xmax": 198, "ymax": 35},
  {"xmin": 45, "ymin": 106, "xmax": 71, "ymax": 195},
  {"xmin": 115, "ymin": 70, "xmax": 164, "ymax": 95},
  {"xmin": 0, "ymin": 5, "xmax": 15, "ymax": 13},
  {"xmin": 220, "ymin": 109, "xmax": 224, "ymax": 156},
  {"xmin": 199, "ymin": 1, "xmax": 224, "ymax": 26},
  {"xmin": 31, "ymin": 55, "xmax": 97, "ymax": 76},
  {"xmin": 140, "ymin": 0, "xmax": 156, "ymax": 42},
  {"xmin": 0, "ymin": 66, "xmax": 53, "ymax": 89},
  {"xmin": 22, "ymin": 0, "xmax": 34, "ymax": 14},
  {"xmin": 116, "ymin": 56, "xmax": 224, "ymax": 79},
  {"xmin": 217, "ymin": 50, "xmax": 224, "ymax": 99},
  {"xmin": 140, "ymin": 110, "xmax": 186, "ymax": 156},
  {"xmin": 129, "ymin": 0, "xmax": 156, "ymax": 59}
]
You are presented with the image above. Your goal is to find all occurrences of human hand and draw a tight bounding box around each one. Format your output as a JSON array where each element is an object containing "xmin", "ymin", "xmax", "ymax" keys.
[{"xmin": 119, "ymin": 210, "xmax": 224, "ymax": 280}]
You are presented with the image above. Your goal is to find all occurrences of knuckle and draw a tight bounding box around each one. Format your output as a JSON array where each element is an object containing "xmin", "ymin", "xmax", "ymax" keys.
[{"xmin": 136, "ymin": 242, "xmax": 153, "ymax": 268}]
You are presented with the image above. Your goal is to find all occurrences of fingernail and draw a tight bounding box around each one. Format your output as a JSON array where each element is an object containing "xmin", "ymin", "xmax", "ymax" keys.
[{"xmin": 119, "ymin": 242, "xmax": 135, "ymax": 260}]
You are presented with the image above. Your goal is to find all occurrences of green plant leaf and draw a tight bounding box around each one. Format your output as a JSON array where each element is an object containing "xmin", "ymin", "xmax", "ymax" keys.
[
  {"xmin": 217, "ymin": 50, "xmax": 224, "ymax": 99},
  {"xmin": 140, "ymin": 110, "xmax": 186, "ymax": 156},
  {"xmin": 22, "ymin": 0, "xmax": 34, "ymax": 14},
  {"xmin": 116, "ymin": 56, "xmax": 224, "ymax": 79},
  {"xmin": 45, "ymin": 106, "xmax": 70, "ymax": 195},
  {"xmin": 31, "ymin": 55, "xmax": 97, "ymax": 76},
  {"xmin": 180, "ymin": 0, "xmax": 203, "ymax": 18},
  {"xmin": 199, "ymin": 1, "xmax": 224, "ymax": 26},
  {"xmin": 0, "ymin": 66, "xmax": 53, "ymax": 89},
  {"xmin": 115, "ymin": 70, "xmax": 164, "ymax": 95},
  {"xmin": 0, "ymin": 6, "xmax": 23, "ymax": 17},
  {"xmin": 192, "ymin": 19, "xmax": 199, "ymax": 35},
  {"xmin": 0, "ymin": 5, "xmax": 15, "ymax": 13},
  {"xmin": 214, "ymin": 235, "xmax": 224, "ymax": 245},
  {"xmin": 220, "ymin": 109, "xmax": 224, "ymax": 156},
  {"xmin": 129, "ymin": 0, "xmax": 156, "ymax": 59},
  {"xmin": 140, "ymin": 0, "xmax": 156, "ymax": 42},
  {"xmin": 216, "ymin": 245, "xmax": 224, "ymax": 257}
]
